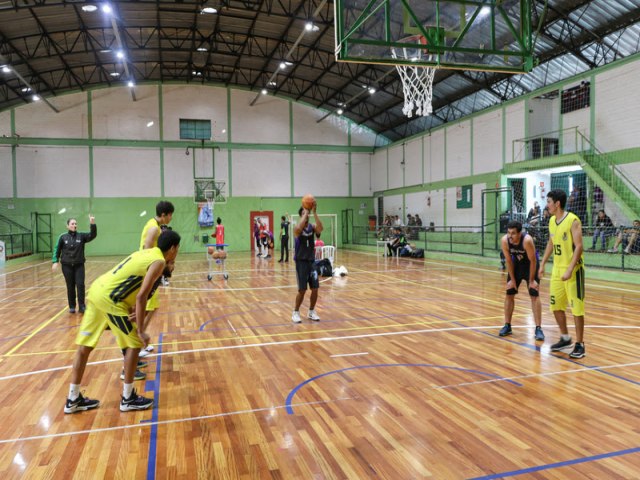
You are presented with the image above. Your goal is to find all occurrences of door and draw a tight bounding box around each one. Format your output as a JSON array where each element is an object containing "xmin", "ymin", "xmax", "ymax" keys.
[
  {"xmin": 341, "ymin": 209, "xmax": 353, "ymax": 244},
  {"xmin": 250, "ymin": 211, "xmax": 274, "ymax": 253}
]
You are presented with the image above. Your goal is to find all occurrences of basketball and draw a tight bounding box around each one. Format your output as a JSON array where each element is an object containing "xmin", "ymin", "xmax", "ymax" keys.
[
  {"xmin": 302, "ymin": 193, "xmax": 315, "ymax": 210},
  {"xmin": 218, "ymin": 251, "xmax": 227, "ymax": 259},
  {"xmin": 207, "ymin": 246, "xmax": 214, "ymax": 255},
  {"xmin": 212, "ymin": 250, "xmax": 220, "ymax": 259}
]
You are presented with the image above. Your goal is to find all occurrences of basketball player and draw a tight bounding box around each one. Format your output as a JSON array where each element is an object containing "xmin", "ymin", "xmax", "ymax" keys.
[
  {"xmin": 292, "ymin": 203, "xmax": 323, "ymax": 323},
  {"xmin": 498, "ymin": 221, "xmax": 544, "ymax": 341},
  {"xmin": 538, "ymin": 189, "xmax": 586, "ymax": 359},
  {"xmin": 64, "ymin": 230, "xmax": 181, "ymax": 413}
]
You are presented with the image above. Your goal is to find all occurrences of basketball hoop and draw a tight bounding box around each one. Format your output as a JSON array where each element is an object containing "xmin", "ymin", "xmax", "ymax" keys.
[{"xmin": 391, "ymin": 35, "xmax": 436, "ymax": 118}]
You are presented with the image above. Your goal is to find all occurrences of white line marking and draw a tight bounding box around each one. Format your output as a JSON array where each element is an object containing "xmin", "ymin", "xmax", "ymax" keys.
[
  {"xmin": 0, "ymin": 398, "xmax": 353, "ymax": 445},
  {"xmin": 330, "ymin": 352, "xmax": 369, "ymax": 358}
]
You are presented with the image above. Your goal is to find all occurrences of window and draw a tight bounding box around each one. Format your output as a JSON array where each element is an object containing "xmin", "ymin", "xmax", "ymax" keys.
[
  {"xmin": 561, "ymin": 82, "xmax": 590, "ymax": 114},
  {"xmin": 179, "ymin": 119, "xmax": 211, "ymax": 140}
]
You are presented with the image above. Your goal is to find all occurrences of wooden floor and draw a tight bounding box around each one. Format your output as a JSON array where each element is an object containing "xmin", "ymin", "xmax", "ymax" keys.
[{"xmin": 0, "ymin": 250, "xmax": 639, "ymax": 479}]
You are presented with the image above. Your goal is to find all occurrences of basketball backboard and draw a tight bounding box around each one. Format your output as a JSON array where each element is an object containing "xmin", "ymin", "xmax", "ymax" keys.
[{"xmin": 334, "ymin": 0, "xmax": 535, "ymax": 73}]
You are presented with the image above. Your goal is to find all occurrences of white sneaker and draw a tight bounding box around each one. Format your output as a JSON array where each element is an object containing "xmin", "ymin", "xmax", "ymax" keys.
[
  {"xmin": 292, "ymin": 311, "xmax": 301, "ymax": 323},
  {"xmin": 308, "ymin": 309, "xmax": 320, "ymax": 321},
  {"xmin": 139, "ymin": 345, "xmax": 154, "ymax": 358}
]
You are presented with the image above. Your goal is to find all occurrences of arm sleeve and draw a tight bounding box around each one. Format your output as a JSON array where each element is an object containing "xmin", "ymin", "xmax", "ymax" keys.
[
  {"xmin": 83, "ymin": 223, "xmax": 97, "ymax": 243},
  {"xmin": 52, "ymin": 234, "xmax": 64, "ymax": 263}
]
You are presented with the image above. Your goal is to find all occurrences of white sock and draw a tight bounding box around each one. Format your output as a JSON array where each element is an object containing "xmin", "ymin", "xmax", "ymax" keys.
[
  {"xmin": 69, "ymin": 384, "xmax": 80, "ymax": 401},
  {"xmin": 123, "ymin": 383, "xmax": 134, "ymax": 399},
  {"xmin": 561, "ymin": 334, "xmax": 571, "ymax": 341}
]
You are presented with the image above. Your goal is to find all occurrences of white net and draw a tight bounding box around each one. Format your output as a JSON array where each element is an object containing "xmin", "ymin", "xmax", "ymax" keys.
[{"xmin": 391, "ymin": 36, "xmax": 436, "ymax": 118}]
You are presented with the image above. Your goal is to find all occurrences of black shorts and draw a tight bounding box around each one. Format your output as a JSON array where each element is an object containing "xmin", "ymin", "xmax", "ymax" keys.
[
  {"xmin": 296, "ymin": 260, "xmax": 319, "ymax": 291},
  {"xmin": 506, "ymin": 263, "xmax": 539, "ymax": 297}
]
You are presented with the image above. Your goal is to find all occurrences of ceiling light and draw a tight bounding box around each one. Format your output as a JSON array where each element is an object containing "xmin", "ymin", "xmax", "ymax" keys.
[
  {"xmin": 102, "ymin": 4, "xmax": 112, "ymax": 14},
  {"xmin": 279, "ymin": 62, "xmax": 287, "ymax": 69},
  {"xmin": 261, "ymin": 88, "xmax": 268, "ymax": 95},
  {"xmin": 337, "ymin": 108, "xmax": 344, "ymax": 115},
  {"xmin": 337, "ymin": 102, "xmax": 344, "ymax": 107},
  {"xmin": 99, "ymin": 49, "xmax": 111, "ymax": 53},
  {"xmin": 116, "ymin": 51, "xmax": 124, "ymax": 59},
  {"xmin": 201, "ymin": 7, "xmax": 217, "ymax": 14},
  {"xmin": 127, "ymin": 81, "xmax": 135, "ymax": 88},
  {"xmin": 146, "ymin": 121, "xmax": 154, "ymax": 127},
  {"xmin": 368, "ymin": 87, "xmax": 376, "ymax": 94},
  {"xmin": 21, "ymin": 87, "xmax": 32, "ymax": 93},
  {"xmin": 305, "ymin": 22, "xmax": 313, "ymax": 31},
  {"xmin": 268, "ymin": 81, "xmax": 276, "ymax": 86},
  {"xmin": 32, "ymin": 95, "xmax": 40, "ymax": 101},
  {"xmin": 82, "ymin": 5, "xmax": 98, "ymax": 12},
  {"xmin": 196, "ymin": 47, "xmax": 208, "ymax": 52},
  {"xmin": 109, "ymin": 72, "xmax": 120, "ymax": 77},
  {"xmin": 222, "ymin": 129, "xmax": 226, "ymax": 133},
  {"xmin": 285, "ymin": 61, "xmax": 293, "ymax": 66},
  {"xmin": 479, "ymin": 6, "xmax": 491, "ymax": 18},
  {"xmin": 1, "ymin": 65, "xmax": 10, "ymax": 73},
  {"xmin": 312, "ymin": 25, "xmax": 320, "ymax": 32}
]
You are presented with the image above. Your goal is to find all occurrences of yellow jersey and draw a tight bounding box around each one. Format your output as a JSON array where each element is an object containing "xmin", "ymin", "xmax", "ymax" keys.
[
  {"xmin": 549, "ymin": 211, "xmax": 584, "ymax": 274},
  {"xmin": 140, "ymin": 218, "xmax": 160, "ymax": 250},
  {"xmin": 87, "ymin": 247, "xmax": 165, "ymax": 313}
]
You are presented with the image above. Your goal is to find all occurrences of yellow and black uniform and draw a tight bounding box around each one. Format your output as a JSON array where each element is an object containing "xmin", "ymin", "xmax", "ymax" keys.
[
  {"xmin": 549, "ymin": 212, "xmax": 585, "ymax": 316},
  {"xmin": 76, "ymin": 248, "xmax": 165, "ymax": 349},
  {"xmin": 140, "ymin": 217, "xmax": 161, "ymax": 310}
]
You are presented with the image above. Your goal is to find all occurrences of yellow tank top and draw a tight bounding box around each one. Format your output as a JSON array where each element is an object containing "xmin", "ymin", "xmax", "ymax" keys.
[
  {"xmin": 549, "ymin": 211, "xmax": 584, "ymax": 273},
  {"xmin": 140, "ymin": 218, "xmax": 160, "ymax": 250},
  {"xmin": 88, "ymin": 248, "xmax": 165, "ymax": 313}
]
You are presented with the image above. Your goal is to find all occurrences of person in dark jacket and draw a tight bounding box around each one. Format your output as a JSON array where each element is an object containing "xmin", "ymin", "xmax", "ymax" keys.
[{"xmin": 52, "ymin": 215, "xmax": 97, "ymax": 313}]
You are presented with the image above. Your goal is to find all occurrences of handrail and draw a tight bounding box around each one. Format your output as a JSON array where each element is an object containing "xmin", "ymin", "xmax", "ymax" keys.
[{"xmin": 0, "ymin": 213, "xmax": 31, "ymax": 234}]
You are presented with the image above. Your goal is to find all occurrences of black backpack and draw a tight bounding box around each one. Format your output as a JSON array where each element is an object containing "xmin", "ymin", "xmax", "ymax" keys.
[
  {"xmin": 314, "ymin": 258, "xmax": 333, "ymax": 277},
  {"xmin": 411, "ymin": 248, "xmax": 424, "ymax": 258}
]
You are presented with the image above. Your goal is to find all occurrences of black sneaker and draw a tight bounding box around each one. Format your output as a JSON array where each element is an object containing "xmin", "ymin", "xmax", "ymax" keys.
[
  {"xmin": 120, "ymin": 388, "xmax": 154, "ymax": 412},
  {"xmin": 120, "ymin": 369, "xmax": 147, "ymax": 381},
  {"xmin": 569, "ymin": 342, "xmax": 586, "ymax": 359},
  {"xmin": 137, "ymin": 359, "xmax": 148, "ymax": 368},
  {"xmin": 534, "ymin": 326, "xmax": 545, "ymax": 341},
  {"xmin": 499, "ymin": 323, "xmax": 512, "ymax": 337},
  {"xmin": 550, "ymin": 337, "xmax": 573, "ymax": 352},
  {"xmin": 79, "ymin": 305, "xmax": 86, "ymax": 314},
  {"xmin": 64, "ymin": 392, "xmax": 100, "ymax": 414}
]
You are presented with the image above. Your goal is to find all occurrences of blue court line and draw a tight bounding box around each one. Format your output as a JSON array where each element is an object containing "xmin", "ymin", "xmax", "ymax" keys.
[
  {"xmin": 145, "ymin": 333, "xmax": 164, "ymax": 480},
  {"xmin": 468, "ymin": 446, "xmax": 640, "ymax": 479},
  {"xmin": 285, "ymin": 363, "xmax": 522, "ymax": 414}
]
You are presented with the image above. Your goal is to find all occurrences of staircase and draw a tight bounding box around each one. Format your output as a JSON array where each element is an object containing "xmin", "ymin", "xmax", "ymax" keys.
[
  {"xmin": 576, "ymin": 133, "xmax": 640, "ymax": 223},
  {"xmin": 0, "ymin": 213, "xmax": 33, "ymax": 259}
]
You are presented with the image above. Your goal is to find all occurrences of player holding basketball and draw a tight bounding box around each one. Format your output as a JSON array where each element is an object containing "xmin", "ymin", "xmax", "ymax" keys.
[
  {"xmin": 498, "ymin": 220, "xmax": 544, "ymax": 341},
  {"xmin": 538, "ymin": 189, "xmax": 586, "ymax": 359},
  {"xmin": 292, "ymin": 199, "xmax": 323, "ymax": 323},
  {"xmin": 64, "ymin": 230, "xmax": 181, "ymax": 413}
]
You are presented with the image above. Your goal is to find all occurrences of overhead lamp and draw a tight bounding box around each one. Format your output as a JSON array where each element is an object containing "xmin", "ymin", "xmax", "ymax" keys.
[
  {"xmin": 116, "ymin": 51, "xmax": 125, "ymax": 59},
  {"xmin": 109, "ymin": 72, "xmax": 120, "ymax": 77},
  {"xmin": 21, "ymin": 87, "xmax": 32, "ymax": 93},
  {"xmin": 81, "ymin": 5, "xmax": 98, "ymax": 12},
  {"xmin": 285, "ymin": 61, "xmax": 293, "ymax": 66},
  {"xmin": 1, "ymin": 65, "xmax": 10, "ymax": 73},
  {"xmin": 305, "ymin": 22, "xmax": 313, "ymax": 31},
  {"xmin": 479, "ymin": 6, "xmax": 491, "ymax": 18},
  {"xmin": 32, "ymin": 95, "xmax": 40, "ymax": 101},
  {"xmin": 337, "ymin": 108, "xmax": 344, "ymax": 115},
  {"xmin": 127, "ymin": 81, "xmax": 135, "ymax": 88},
  {"xmin": 102, "ymin": 4, "xmax": 112, "ymax": 14},
  {"xmin": 196, "ymin": 47, "xmax": 208, "ymax": 52},
  {"xmin": 279, "ymin": 62, "xmax": 287, "ymax": 69},
  {"xmin": 368, "ymin": 87, "xmax": 376, "ymax": 94},
  {"xmin": 268, "ymin": 81, "xmax": 276, "ymax": 86},
  {"xmin": 99, "ymin": 49, "xmax": 112, "ymax": 53},
  {"xmin": 201, "ymin": 7, "xmax": 217, "ymax": 14},
  {"xmin": 261, "ymin": 88, "xmax": 268, "ymax": 95}
]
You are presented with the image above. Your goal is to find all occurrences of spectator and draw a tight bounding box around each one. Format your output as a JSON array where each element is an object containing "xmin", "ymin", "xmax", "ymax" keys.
[
  {"xmin": 387, "ymin": 227, "xmax": 407, "ymax": 256},
  {"xmin": 590, "ymin": 210, "xmax": 614, "ymax": 251},
  {"xmin": 415, "ymin": 214, "xmax": 423, "ymax": 228},
  {"xmin": 608, "ymin": 220, "xmax": 640, "ymax": 254},
  {"xmin": 527, "ymin": 201, "xmax": 541, "ymax": 225}
]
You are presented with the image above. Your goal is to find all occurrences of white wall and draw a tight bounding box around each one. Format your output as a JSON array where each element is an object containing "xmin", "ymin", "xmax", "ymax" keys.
[
  {"xmin": 371, "ymin": 149, "xmax": 387, "ymax": 192},
  {"xmin": 15, "ymin": 95, "xmax": 88, "ymax": 139},
  {"xmin": 93, "ymin": 147, "xmax": 160, "ymax": 197},
  {"xmin": 382, "ymin": 194, "xmax": 403, "ymax": 219},
  {"xmin": 405, "ymin": 191, "xmax": 427, "ymax": 220},
  {"xmin": 404, "ymin": 137, "xmax": 423, "ymax": 186},
  {"xmin": 292, "ymin": 103, "xmax": 349, "ymax": 145},
  {"xmin": 0, "ymin": 148, "xmax": 13, "ymax": 197},
  {"xmin": 446, "ymin": 120, "xmax": 471, "ymax": 179},
  {"xmin": 445, "ymin": 184, "xmax": 482, "ymax": 227},
  {"xmin": 430, "ymin": 130, "xmax": 445, "ymax": 182},
  {"xmin": 231, "ymin": 90, "xmax": 289, "ymax": 145},
  {"xmin": 92, "ymin": 86, "xmax": 159, "ymax": 140},
  {"xmin": 473, "ymin": 110, "xmax": 502, "ymax": 174},
  {"xmin": 0, "ymin": 110, "xmax": 10, "ymax": 137},
  {"xmin": 351, "ymin": 153, "xmax": 372, "ymax": 197},
  {"xmin": 294, "ymin": 152, "xmax": 349, "ymax": 197},
  {"xmin": 595, "ymin": 61, "xmax": 640, "ymax": 152},
  {"xmin": 425, "ymin": 189, "xmax": 445, "ymax": 226},
  {"xmin": 17, "ymin": 146, "xmax": 90, "ymax": 198},
  {"xmin": 505, "ymin": 101, "xmax": 525, "ymax": 163},
  {"xmin": 162, "ymin": 85, "xmax": 228, "ymax": 142},
  {"xmin": 387, "ymin": 144, "xmax": 404, "ymax": 190}
]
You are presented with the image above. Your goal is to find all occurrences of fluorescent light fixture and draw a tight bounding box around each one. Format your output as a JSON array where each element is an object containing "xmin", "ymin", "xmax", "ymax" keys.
[
  {"xmin": 32, "ymin": 95, "xmax": 40, "ymax": 101},
  {"xmin": 268, "ymin": 81, "xmax": 276, "ymax": 86},
  {"xmin": 127, "ymin": 81, "xmax": 135, "ymax": 87},
  {"xmin": 337, "ymin": 108, "xmax": 344, "ymax": 115},
  {"xmin": 479, "ymin": 6, "xmax": 491, "ymax": 17},
  {"xmin": 58, "ymin": 208, "xmax": 67, "ymax": 214},
  {"xmin": 116, "ymin": 51, "xmax": 124, "ymax": 59},
  {"xmin": 261, "ymin": 88, "xmax": 268, "ymax": 95},
  {"xmin": 368, "ymin": 87, "xmax": 376, "ymax": 94},
  {"xmin": 102, "ymin": 4, "xmax": 112, "ymax": 14},
  {"xmin": 110, "ymin": 72, "xmax": 120, "ymax": 77},
  {"xmin": 305, "ymin": 22, "xmax": 313, "ymax": 31},
  {"xmin": 99, "ymin": 49, "xmax": 111, "ymax": 53},
  {"xmin": 146, "ymin": 121, "xmax": 154, "ymax": 127},
  {"xmin": 82, "ymin": 5, "xmax": 98, "ymax": 12},
  {"xmin": 196, "ymin": 47, "xmax": 208, "ymax": 52},
  {"xmin": 21, "ymin": 87, "xmax": 32, "ymax": 93},
  {"xmin": 285, "ymin": 61, "xmax": 293, "ymax": 66},
  {"xmin": 1, "ymin": 65, "xmax": 10, "ymax": 73},
  {"xmin": 201, "ymin": 7, "xmax": 217, "ymax": 14},
  {"xmin": 279, "ymin": 62, "xmax": 287, "ymax": 69},
  {"xmin": 312, "ymin": 25, "xmax": 320, "ymax": 32}
]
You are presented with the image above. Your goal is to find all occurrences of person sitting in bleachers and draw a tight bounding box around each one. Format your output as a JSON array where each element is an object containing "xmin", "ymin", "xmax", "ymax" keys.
[
  {"xmin": 387, "ymin": 227, "xmax": 407, "ymax": 256},
  {"xmin": 590, "ymin": 210, "xmax": 614, "ymax": 251},
  {"xmin": 608, "ymin": 220, "xmax": 640, "ymax": 254}
]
